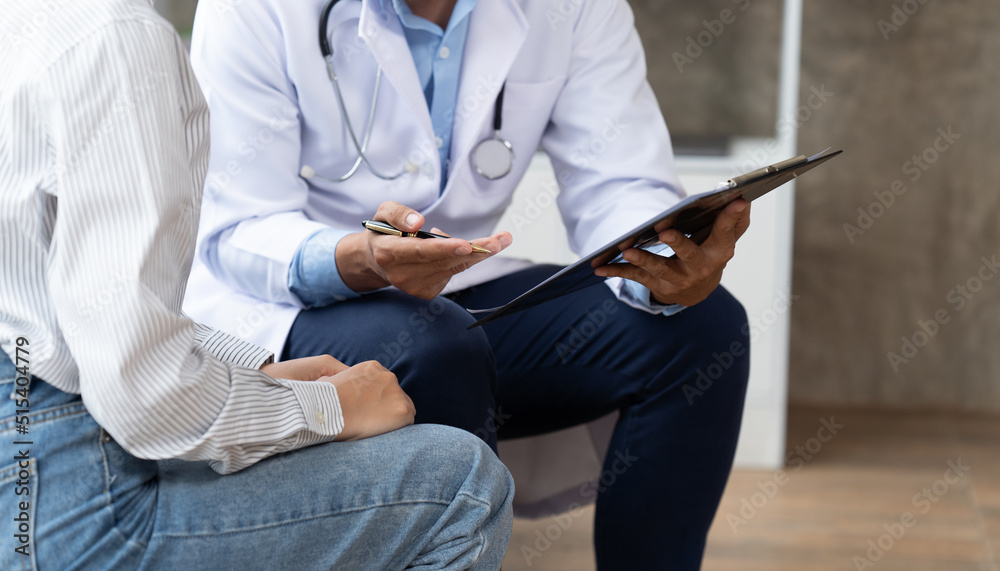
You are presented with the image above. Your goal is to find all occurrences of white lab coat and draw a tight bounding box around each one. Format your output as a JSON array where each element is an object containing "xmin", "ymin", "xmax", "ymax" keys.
[{"xmin": 184, "ymin": 0, "xmax": 684, "ymax": 516}]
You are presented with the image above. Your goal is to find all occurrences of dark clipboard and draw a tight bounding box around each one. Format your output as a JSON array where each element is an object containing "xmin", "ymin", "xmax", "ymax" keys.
[{"xmin": 467, "ymin": 148, "xmax": 842, "ymax": 328}]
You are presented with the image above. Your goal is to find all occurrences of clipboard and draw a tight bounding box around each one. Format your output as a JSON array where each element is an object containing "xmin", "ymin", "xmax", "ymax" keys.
[{"xmin": 467, "ymin": 148, "xmax": 842, "ymax": 328}]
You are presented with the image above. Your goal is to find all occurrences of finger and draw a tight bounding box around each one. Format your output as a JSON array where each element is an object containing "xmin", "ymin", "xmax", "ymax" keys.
[
  {"xmin": 429, "ymin": 227, "xmax": 451, "ymax": 237},
  {"xmin": 657, "ymin": 230, "xmax": 707, "ymax": 270},
  {"xmin": 621, "ymin": 247, "xmax": 680, "ymax": 279},
  {"xmin": 594, "ymin": 262, "xmax": 680, "ymax": 300},
  {"xmin": 623, "ymin": 248, "xmax": 693, "ymax": 290},
  {"xmin": 360, "ymin": 359, "xmax": 390, "ymax": 372},
  {"xmin": 593, "ymin": 261, "xmax": 652, "ymax": 284},
  {"xmin": 378, "ymin": 234, "xmax": 478, "ymax": 262},
  {"xmin": 427, "ymin": 235, "xmax": 512, "ymax": 278},
  {"xmin": 318, "ymin": 355, "xmax": 350, "ymax": 376},
  {"xmin": 402, "ymin": 392, "xmax": 416, "ymax": 420},
  {"xmin": 261, "ymin": 354, "xmax": 348, "ymax": 382},
  {"xmin": 700, "ymin": 202, "xmax": 745, "ymax": 257},
  {"xmin": 293, "ymin": 354, "xmax": 350, "ymax": 378},
  {"xmin": 375, "ymin": 201, "xmax": 423, "ymax": 232},
  {"xmin": 496, "ymin": 232, "xmax": 513, "ymax": 249},
  {"xmin": 468, "ymin": 232, "xmax": 512, "ymax": 255},
  {"xmin": 712, "ymin": 200, "xmax": 747, "ymax": 239},
  {"xmin": 733, "ymin": 203, "xmax": 752, "ymax": 241}
]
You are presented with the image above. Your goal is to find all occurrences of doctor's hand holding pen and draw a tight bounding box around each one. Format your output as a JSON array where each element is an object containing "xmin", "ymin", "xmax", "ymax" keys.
[
  {"xmin": 595, "ymin": 199, "xmax": 752, "ymax": 307},
  {"xmin": 336, "ymin": 201, "xmax": 513, "ymax": 299}
]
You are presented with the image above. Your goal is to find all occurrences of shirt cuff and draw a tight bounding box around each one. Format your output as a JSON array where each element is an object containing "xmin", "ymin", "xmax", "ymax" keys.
[
  {"xmin": 193, "ymin": 321, "xmax": 274, "ymax": 368},
  {"xmin": 288, "ymin": 228, "xmax": 362, "ymax": 308},
  {"xmin": 609, "ymin": 243, "xmax": 686, "ymax": 317},
  {"xmin": 619, "ymin": 279, "xmax": 686, "ymax": 317},
  {"xmin": 281, "ymin": 379, "xmax": 345, "ymax": 438}
]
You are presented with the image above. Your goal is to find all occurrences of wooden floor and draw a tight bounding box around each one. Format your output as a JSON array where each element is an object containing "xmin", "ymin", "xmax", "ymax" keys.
[{"xmin": 502, "ymin": 406, "xmax": 1000, "ymax": 570}]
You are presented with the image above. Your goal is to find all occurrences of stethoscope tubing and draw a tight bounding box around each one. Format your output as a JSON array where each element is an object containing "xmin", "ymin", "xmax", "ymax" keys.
[
  {"xmin": 321, "ymin": 0, "xmax": 409, "ymax": 181},
  {"xmin": 316, "ymin": 0, "xmax": 512, "ymax": 182}
]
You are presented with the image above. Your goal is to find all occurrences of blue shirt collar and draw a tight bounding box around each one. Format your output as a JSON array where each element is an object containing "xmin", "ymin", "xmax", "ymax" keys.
[{"xmin": 384, "ymin": 0, "xmax": 478, "ymax": 35}]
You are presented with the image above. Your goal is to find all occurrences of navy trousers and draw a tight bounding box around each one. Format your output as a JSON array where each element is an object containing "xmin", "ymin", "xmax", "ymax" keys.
[{"xmin": 283, "ymin": 264, "xmax": 750, "ymax": 570}]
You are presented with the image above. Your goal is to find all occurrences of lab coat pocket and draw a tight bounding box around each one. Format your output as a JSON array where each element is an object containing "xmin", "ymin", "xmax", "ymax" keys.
[
  {"xmin": 502, "ymin": 76, "xmax": 567, "ymax": 110},
  {"xmin": 498, "ymin": 77, "xmax": 566, "ymax": 159},
  {"xmin": 457, "ymin": 77, "xmax": 567, "ymax": 194}
]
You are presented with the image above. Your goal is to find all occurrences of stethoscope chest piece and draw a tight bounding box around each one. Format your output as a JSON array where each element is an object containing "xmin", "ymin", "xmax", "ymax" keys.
[{"xmin": 472, "ymin": 134, "xmax": 514, "ymax": 180}]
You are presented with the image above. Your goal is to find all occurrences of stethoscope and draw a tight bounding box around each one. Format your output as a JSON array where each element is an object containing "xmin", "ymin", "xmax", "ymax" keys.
[{"xmin": 300, "ymin": 0, "xmax": 514, "ymax": 184}]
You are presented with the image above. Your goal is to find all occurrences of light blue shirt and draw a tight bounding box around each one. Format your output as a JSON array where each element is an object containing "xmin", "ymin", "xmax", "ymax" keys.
[{"xmin": 391, "ymin": 0, "xmax": 476, "ymax": 185}]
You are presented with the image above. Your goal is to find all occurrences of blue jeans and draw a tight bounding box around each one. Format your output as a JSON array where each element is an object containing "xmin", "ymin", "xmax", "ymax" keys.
[
  {"xmin": 0, "ymin": 352, "xmax": 513, "ymax": 570},
  {"xmin": 284, "ymin": 265, "xmax": 751, "ymax": 570}
]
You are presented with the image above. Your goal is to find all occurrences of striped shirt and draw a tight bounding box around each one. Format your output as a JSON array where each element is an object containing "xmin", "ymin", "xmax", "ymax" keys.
[{"xmin": 0, "ymin": 0, "xmax": 344, "ymax": 474}]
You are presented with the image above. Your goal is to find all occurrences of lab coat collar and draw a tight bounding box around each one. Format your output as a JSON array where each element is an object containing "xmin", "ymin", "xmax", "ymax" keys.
[
  {"xmin": 358, "ymin": 0, "xmax": 435, "ymax": 142},
  {"xmin": 356, "ymin": 0, "xmax": 528, "ymax": 186},
  {"xmin": 448, "ymin": 0, "xmax": 528, "ymax": 183}
]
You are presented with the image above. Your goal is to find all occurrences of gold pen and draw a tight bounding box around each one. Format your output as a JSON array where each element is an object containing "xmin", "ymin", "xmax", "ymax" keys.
[{"xmin": 362, "ymin": 220, "xmax": 492, "ymax": 254}]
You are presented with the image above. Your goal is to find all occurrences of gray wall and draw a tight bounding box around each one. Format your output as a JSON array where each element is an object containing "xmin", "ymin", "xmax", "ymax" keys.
[
  {"xmin": 789, "ymin": 0, "xmax": 1000, "ymax": 411},
  {"xmin": 630, "ymin": 0, "xmax": 781, "ymax": 143},
  {"xmin": 632, "ymin": 0, "xmax": 1000, "ymax": 412},
  {"xmin": 159, "ymin": 0, "xmax": 1000, "ymax": 411},
  {"xmin": 637, "ymin": 0, "xmax": 1000, "ymax": 412},
  {"xmin": 154, "ymin": 0, "xmax": 197, "ymax": 36}
]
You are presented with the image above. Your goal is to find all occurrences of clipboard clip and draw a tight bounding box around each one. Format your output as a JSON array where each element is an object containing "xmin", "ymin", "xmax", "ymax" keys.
[{"xmin": 719, "ymin": 154, "xmax": 809, "ymax": 189}]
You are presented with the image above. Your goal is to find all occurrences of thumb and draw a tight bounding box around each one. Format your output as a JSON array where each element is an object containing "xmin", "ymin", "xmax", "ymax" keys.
[{"xmin": 376, "ymin": 201, "xmax": 423, "ymax": 232}]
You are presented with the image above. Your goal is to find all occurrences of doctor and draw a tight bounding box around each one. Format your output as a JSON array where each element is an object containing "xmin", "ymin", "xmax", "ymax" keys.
[{"xmin": 186, "ymin": 0, "xmax": 751, "ymax": 568}]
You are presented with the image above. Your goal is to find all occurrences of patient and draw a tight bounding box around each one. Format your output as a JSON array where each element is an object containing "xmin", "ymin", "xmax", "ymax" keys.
[{"xmin": 0, "ymin": 1, "xmax": 512, "ymax": 569}]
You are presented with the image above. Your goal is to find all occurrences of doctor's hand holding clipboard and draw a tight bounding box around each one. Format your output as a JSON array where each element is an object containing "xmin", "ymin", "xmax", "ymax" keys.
[{"xmin": 594, "ymin": 198, "xmax": 751, "ymax": 307}]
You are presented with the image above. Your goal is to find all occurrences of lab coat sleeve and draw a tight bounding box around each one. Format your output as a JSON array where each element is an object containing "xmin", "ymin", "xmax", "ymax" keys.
[
  {"xmin": 190, "ymin": 0, "xmax": 329, "ymax": 308},
  {"xmin": 540, "ymin": 0, "xmax": 688, "ymax": 314}
]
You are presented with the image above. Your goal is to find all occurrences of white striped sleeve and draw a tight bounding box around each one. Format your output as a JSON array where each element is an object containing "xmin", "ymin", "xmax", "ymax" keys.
[
  {"xmin": 38, "ymin": 16, "xmax": 343, "ymax": 474},
  {"xmin": 193, "ymin": 321, "xmax": 274, "ymax": 369}
]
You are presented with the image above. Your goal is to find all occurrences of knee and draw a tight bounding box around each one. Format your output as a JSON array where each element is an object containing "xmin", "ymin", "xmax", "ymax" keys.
[
  {"xmin": 687, "ymin": 286, "xmax": 750, "ymax": 386},
  {"xmin": 404, "ymin": 424, "xmax": 514, "ymax": 503},
  {"xmin": 702, "ymin": 286, "xmax": 750, "ymax": 355},
  {"xmin": 391, "ymin": 297, "xmax": 494, "ymax": 372}
]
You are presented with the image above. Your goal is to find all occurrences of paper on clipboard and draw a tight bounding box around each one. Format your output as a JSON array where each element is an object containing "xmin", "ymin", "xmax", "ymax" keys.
[{"xmin": 465, "ymin": 149, "xmax": 843, "ymax": 328}]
